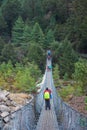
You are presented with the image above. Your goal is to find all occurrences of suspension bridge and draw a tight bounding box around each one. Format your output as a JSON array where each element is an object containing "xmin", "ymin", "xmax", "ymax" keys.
[
  {"xmin": 36, "ymin": 58, "xmax": 59, "ymax": 130},
  {"xmin": 1, "ymin": 52, "xmax": 87, "ymax": 130}
]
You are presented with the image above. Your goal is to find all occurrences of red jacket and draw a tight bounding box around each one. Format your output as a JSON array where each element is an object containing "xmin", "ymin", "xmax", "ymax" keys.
[{"xmin": 44, "ymin": 89, "xmax": 51, "ymax": 94}]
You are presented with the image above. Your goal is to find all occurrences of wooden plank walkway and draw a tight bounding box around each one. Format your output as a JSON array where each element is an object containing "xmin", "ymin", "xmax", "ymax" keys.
[
  {"xmin": 36, "ymin": 102, "xmax": 59, "ymax": 130},
  {"xmin": 36, "ymin": 60, "xmax": 59, "ymax": 130}
]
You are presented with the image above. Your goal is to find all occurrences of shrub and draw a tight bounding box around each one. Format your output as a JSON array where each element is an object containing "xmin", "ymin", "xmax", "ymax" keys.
[
  {"xmin": 58, "ymin": 85, "xmax": 74, "ymax": 101},
  {"xmin": 73, "ymin": 59, "xmax": 87, "ymax": 95}
]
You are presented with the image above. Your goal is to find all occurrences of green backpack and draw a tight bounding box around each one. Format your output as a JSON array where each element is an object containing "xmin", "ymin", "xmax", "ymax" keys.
[{"xmin": 44, "ymin": 91, "xmax": 50, "ymax": 99}]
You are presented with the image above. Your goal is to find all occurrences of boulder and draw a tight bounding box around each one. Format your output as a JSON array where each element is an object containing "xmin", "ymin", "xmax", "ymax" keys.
[
  {"xmin": 0, "ymin": 105, "xmax": 10, "ymax": 112},
  {"xmin": 3, "ymin": 116, "xmax": 10, "ymax": 123},
  {"xmin": 1, "ymin": 112, "xmax": 9, "ymax": 118}
]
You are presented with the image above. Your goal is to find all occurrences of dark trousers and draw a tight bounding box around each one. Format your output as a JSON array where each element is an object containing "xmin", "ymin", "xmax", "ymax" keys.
[{"xmin": 45, "ymin": 99, "xmax": 50, "ymax": 110}]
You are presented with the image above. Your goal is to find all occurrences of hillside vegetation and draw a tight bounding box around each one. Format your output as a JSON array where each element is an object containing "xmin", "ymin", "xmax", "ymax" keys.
[{"xmin": 0, "ymin": 0, "xmax": 87, "ymax": 94}]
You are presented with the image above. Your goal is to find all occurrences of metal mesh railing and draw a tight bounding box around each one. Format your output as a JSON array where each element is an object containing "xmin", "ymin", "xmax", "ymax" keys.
[
  {"xmin": 57, "ymin": 97, "xmax": 87, "ymax": 130},
  {"xmin": 1, "ymin": 99, "xmax": 36, "ymax": 130},
  {"xmin": 35, "ymin": 71, "xmax": 48, "ymax": 114}
]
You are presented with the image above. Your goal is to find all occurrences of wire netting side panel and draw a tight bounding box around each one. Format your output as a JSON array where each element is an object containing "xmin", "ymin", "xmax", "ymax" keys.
[
  {"xmin": 2, "ymin": 102, "xmax": 35, "ymax": 130},
  {"xmin": 57, "ymin": 97, "xmax": 87, "ymax": 130},
  {"xmin": 35, "ymin": 72, "xmax": 47, "ymax": 114},
  {"xmin": 50, "ymin": 70, "xmax": 59, "ymax": 114}
]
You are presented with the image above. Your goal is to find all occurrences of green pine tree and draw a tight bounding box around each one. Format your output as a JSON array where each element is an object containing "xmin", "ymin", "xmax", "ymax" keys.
[
  {"xmin": 23, "ymin": 24, "xmax": 31, "ymax": 43},
  {"xmin": 45, "ymin": 29, "xmax": 55, "ymax": 48},
  {"xmin": 59, "ymin": 39, "xmax": 78, "ymax": 77},
  {"xmin": 31, "ymin": 22, "xmax": 45, "ymax": 45},
  {"xmin": 12, "ymin": 16, "xmax": 25, "ymax": 44},
  {"xmin": 27, "ymin": 42, "xmax": 45, "ymax": 70},
  {"xmin": 1, "ymin": 0, "xmax": 21, "ymax": 37}
]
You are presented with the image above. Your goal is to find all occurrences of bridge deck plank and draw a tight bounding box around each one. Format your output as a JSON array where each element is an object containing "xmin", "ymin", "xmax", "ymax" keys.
[{"xmin": 36, "ymin": 101, "xmax": 59, "ymax": 130}]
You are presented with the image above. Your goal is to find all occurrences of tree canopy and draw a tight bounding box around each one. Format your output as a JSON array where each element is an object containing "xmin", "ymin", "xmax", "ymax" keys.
[{"xmin": 0, "ymin": 0, "xmax": 87, "ymax": 93}]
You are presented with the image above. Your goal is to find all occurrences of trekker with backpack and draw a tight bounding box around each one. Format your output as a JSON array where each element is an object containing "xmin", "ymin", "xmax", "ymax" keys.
[
  {"xmin": 44, "ymin": 87, "xmax": 52, "ymax": 110},
  {"xmin": 47, "ymin": 50, "xmax": 51, "ymax": 60}
]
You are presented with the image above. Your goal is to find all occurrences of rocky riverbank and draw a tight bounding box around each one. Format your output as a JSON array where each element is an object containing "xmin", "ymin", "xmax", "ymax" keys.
[{"xmin": 0, "ymin": 90, "xmax": 32, "ymax": 123}]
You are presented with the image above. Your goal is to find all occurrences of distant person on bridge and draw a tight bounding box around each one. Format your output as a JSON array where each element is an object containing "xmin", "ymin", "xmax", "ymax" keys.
[
  {"xmin": 47, "ymin": 50, "xmax": 51, "ymax": 60},
  {"xmin": 47, "ymin": 50, "xmax": 51, "ymax": 56},
  {"xmin": 47, "ymin": 65, "xmax": 52, "ymax": 71},
  {"xmin": 44, "ymin": 87, "xmax": 52, "ymax": 110}
]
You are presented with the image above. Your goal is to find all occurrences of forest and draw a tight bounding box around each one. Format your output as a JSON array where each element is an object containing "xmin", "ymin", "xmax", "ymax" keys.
[{"xmin": 0, "ymin": 0, "xmax": 87, "ymax": 96}]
